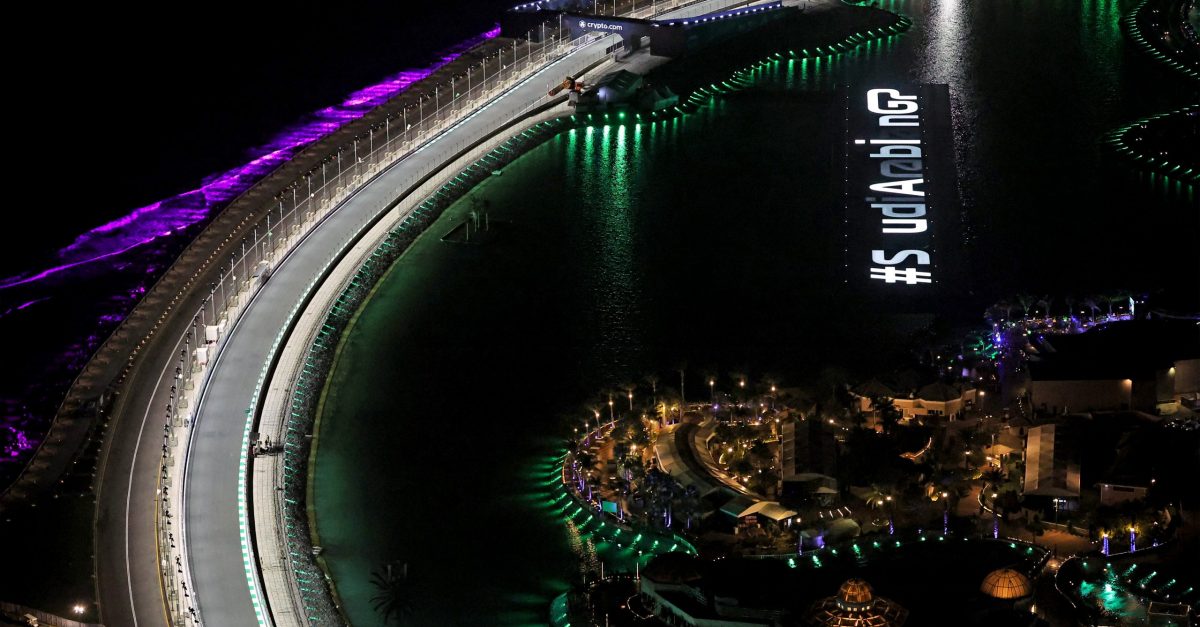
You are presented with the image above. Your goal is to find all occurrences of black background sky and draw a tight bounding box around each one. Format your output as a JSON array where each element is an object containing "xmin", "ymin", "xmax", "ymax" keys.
[{"xmin": 5, "ymin": 0, "xmax": 512, "ymax": 269}]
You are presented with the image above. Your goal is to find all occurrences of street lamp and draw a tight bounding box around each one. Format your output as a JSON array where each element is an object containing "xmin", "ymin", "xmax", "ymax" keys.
[
  {"xmin": 941, "ymin": 492, "xmax": 950, "ymax": 535},
  {"xmin": 628, "ymin": 391, "xmax": 633, "ymax": 411},
  {"xmin": 608, "ymin": 397, "xmax": 614, "ymax": 421},
  {"xmin": 709, "ymin": 379, "xmax": 715, "ymax": 403}
]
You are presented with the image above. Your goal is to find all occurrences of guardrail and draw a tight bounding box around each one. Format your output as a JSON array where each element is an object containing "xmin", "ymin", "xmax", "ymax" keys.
[
  {"xmin": 228, "ymin": 0, "xmax": 753, "ymax": 624},
  {"xmin": 156, "ymin": 24, "xmax": 619, "ymax": 627},
  {"xmin": 148, "ymin": 0, "xmax": 751, "ymax": 624},
  {"xmin": 0, "ymin": 602, "xmax": 105, "ymax": 627},
  {"xmin": 251, "ymin": 107, "xmax": 574, "ymax": 625}
]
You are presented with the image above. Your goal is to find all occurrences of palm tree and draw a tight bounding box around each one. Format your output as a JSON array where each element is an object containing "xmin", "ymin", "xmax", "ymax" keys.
[
  {"xmin": 1036, "ymin": 295, "xmax": 1052, "ymax": 320},
  {"xmin": 675, "ymin": 486, "xmax": 702, "ymax": 529},
  {"xmin": 1105, "ymin": 293, "xmax": 1117, "ymax": 318},
  {"xmin": 371, "ymin": 562, "xmax": 414, "ymax": 624},
  {"xmin": 748, "ymin": 440, "xmax": 772, "ymax": 468},
  {"xmin": 677, "ymin": 361, "xmax": 688, "ymax": 410},
  {"xmin": 622, "ymin": 382, "xmax": 636, "ymax": 412},
  {"xmin": 981, "ymin": 467, "xmax": 1005, "ymax": 491},
  {"xmin": 873, "ymin": 396, "xmax": 901, "ymax": 435},
  {"xmin": 986, "ymin": 301, "xmax": 1014, "ymax": 324},
  {"xmin": 1082, "ymin": 296, "xmax": 1101, "ymax": 323},
  {"xmin": 643, "ymin": 373, "xmax": 660, "ymax": 407},
  {"xmin": 1016, "ymin": 294, "xmax": 1035, "ymax": 320},
  {"xmin": 864, "ymin": 484, "xmax": 897, "ymax": 531},
  {"xmin": 1111, "ymin": 290, "xmax": 1134, "ymax": 318},
  {"xmin": 864, "ymin": 484, "xmax": 893, "ymax": 508},
  {"xmin": 1001, "ymin": 300, "xmax": 1016, "ymax": 321}
]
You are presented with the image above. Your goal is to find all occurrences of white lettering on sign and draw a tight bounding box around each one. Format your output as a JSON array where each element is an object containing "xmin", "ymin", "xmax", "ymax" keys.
[
  {"xmin": 581, "ymin": 20, "xmax": 624, "ymax": 31},
  {"xmin": 867, "ymin": 88, "xmax": 919, "ymax": 126},
  {"xmin": 855, "ymin": 87, "xmax": 933, "ymax": 287}
]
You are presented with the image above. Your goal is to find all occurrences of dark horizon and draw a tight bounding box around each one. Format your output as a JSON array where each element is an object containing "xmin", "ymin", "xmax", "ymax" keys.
[
  {"xmin": 2, "ymin": 0, "xmax": 512, "ymax": 274},
  {"xmin": 0, "ymin": 0, "xmax": 1196, "ymax": 624}
]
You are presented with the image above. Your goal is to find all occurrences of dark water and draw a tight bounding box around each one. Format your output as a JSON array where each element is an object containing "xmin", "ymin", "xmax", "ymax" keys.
[{"xmin": 313, "ymin": 0, "xmax": 1200, "ymax": 624}]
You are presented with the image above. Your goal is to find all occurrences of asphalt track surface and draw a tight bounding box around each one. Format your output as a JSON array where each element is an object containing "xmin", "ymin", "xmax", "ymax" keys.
[
  {"xmin": 96, "ymin": 28, "xmax": 618, "ymax": 627},
  {"xmin": 95, "ymin": 1, "xmax": 744, "ymax": 624},
  {"xmin": 186, "ymin": 65, "xmax": 580, "ymax": 626}
]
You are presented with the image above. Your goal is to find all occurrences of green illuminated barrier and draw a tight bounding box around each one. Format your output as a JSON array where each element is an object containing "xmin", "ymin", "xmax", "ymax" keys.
[
  {"xmin": 555, "ymin": 450, "xmax": 698, "ymax": 558},
  {"xmin": 1102, "ymin": 104, "xmax": 1200, "ymax": 190},
  {"xmin": 563, "ymin": 13, "xmax": 913, "ymax": 130},
  {"xmin": 257, "ymin": 116, "xmax": 575, "ymax": 624},
  {"xmin": 1121, "ymin": 0, "xmax": 1200, "ymax": 82},
  {"xmin": 548, "ymin": 592, "xmax": 571, "ymax": 627}
]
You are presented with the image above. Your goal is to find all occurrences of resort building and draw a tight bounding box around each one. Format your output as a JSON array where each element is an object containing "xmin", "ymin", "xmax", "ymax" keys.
[
  {"xmin": 1022, "ymin": 423, "xmax": 1081, "ymax": 499},
  {"xmin": 780, "ymin": 418, "xmax": 839, "ymax": 505},
  {"xmin": 853, "ymin": 380, "xmax": 977, "ymax": 422},
  {"xmin": 979, "ymin": 568, "xmax": 1033, "ymax": 601},
  {"xmin": 804, "ymin": 578, "xmax": 908, "ymax": 626},
  {"xmin": 1027, "ymin": 319, "xmax": 1200, "ymax": 415},
  {"xmin": 974, "ymin": 568, "xmax": 1041, "ymax": 626}
]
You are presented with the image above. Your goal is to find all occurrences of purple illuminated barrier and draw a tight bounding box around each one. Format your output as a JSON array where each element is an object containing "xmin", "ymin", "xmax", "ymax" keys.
[
  {"xmin": 0, "ymin": 25, "xmax": 500, "ymax": 488},
  {"xmin": 0, "ymin": 26, "xmax": 500, "ymax": 293}
]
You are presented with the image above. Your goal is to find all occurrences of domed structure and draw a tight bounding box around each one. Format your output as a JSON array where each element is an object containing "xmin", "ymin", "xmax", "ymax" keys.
[
  {"xmin": 979, "ymin": 568, "xmax": 1032, "ymax": 599},
  {"xmin": 836, "ymin": 579, "xmax": 875, "ymax": 610},
  {"xmin": 807, "ymin": 579, "xmax": 909, "ymax": 626}
]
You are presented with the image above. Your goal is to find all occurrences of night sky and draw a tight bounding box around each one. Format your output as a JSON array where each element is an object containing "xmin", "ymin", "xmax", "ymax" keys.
[{"xmin": 4, "ymin": 0, "xmax": 510, "ymax": 274}]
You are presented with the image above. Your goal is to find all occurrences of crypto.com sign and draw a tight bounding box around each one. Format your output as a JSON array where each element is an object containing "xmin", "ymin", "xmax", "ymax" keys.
[{"xmin": 578, "ymin": 19, "xmax": 624, "ymax": 32}]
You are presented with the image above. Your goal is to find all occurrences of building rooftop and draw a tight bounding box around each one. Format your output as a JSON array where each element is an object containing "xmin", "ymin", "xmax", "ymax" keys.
[
  {"xmin": 979, "ymin": 568, "xmax": 1032, "ymax": 600},
  {"xmin": 806, "ymin": 578, "xmax": 909, "ymax": 626},
  {"xmin": 1029, "ymin": 319, "xmax": 1200, "ymax": 381},
  {"xmin": 838, "ymin": 579, "xmax": 875, "ymax": 607},
  {"xmin": 855, "ymin": 379, "xmax": 897, "ymax": 399},
  {"xmin": 1023, "ymin": 423, "xmax": 1081, "ymax": 497},
  {"xmin": 916, "ymin": 381, "xmax": 965, "ymax": 402}
]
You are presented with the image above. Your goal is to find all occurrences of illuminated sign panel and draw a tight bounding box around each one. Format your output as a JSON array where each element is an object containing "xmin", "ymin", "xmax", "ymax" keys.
[
  {"xmin": 579, "ymin": 19, "xmax": 624, "ymax": 31},
  {"xmin": 851, "ymin": 86, "xmax": 934, "ymax": 287}
]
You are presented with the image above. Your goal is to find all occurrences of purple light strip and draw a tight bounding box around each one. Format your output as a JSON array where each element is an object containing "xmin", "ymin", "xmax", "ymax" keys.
[
  {"xmin": 0, "ymin": 26, "xmax": 501, "ymax": 291},
  {"xmin": 0, "ymin": 24, "xmax": 504, "ymax": 484}
]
